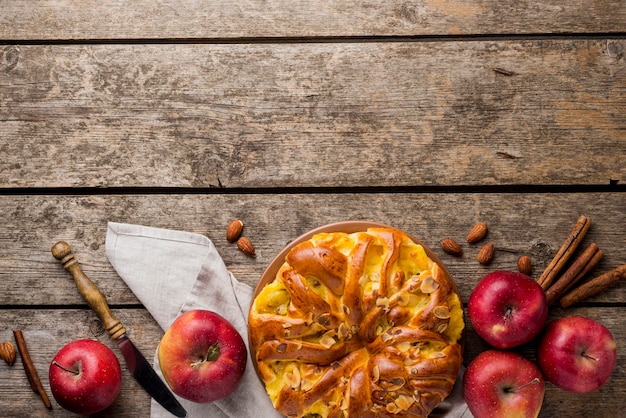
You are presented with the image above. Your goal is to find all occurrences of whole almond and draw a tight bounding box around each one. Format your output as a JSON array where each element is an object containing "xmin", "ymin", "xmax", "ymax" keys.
[
  {"xmin": 466, "ymin": 223, "xmax": 488, "ymax": 243},
  {"xmin": 226, "ymin": 219, "xmax": 244, "ymax": 243},
  {"xmin": 0, "ymin": 341, "xmax": 16, "ymax": 366},
  {"xmin": 237, "ymin": 237, "xmax": 256, "ymax": 257},
  {"xmin": 517, "ymin": 255, "xmax": 532, "ymax": 275},
  {"xmin": 441, "ymin": 238, "xmax": 463, "ymax": 257},
  {"xmin": 477, "ymin": 242, "xmax": 494, "ymax": 265}
]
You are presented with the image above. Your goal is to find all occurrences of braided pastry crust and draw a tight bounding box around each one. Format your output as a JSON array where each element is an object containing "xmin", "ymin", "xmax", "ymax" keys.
[{"xmin": 249, "ymin": 227, "xmax": 464, "ymax": 417}]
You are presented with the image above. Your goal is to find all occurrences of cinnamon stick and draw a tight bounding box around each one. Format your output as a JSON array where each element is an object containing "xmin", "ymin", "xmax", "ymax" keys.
[
  {"xmin": 537, "ymin": 215, "xmax": 591, "ymax": 290},
  {"xmin": 12, "ymin": 330, "xmax": 53, "ymax": 410},
  {"xmin": 560, "ymin": 264, "xmax": 626, "ymax": 308},
  {"xmin": 544, "ymin": 243, "xmax": 602, "ymax": 305}
]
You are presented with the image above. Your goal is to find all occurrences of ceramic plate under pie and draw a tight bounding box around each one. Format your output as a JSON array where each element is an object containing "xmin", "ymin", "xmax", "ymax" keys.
[{"xmin": 248, "ymin": 221, "xmax": 464, "ymax": 417}]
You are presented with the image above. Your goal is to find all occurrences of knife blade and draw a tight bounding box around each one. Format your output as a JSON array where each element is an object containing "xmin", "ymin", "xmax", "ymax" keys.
[{"xmin": 52, "ymin": 241, "xmax": 187, "ymax": 418}]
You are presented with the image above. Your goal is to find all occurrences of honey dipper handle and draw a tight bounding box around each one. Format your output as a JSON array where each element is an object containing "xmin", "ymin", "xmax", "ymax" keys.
[{"xmin": 51, "ymin": 241, "xmax": 126, "ymax": 340}]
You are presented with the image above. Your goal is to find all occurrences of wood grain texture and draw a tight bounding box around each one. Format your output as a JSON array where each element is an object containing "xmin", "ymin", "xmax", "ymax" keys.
[
  {"xmin": 1, "ymin": 40, "xmax": 625, "ymax": 188},
  {"xmin": 1, "ymin": 306, "xmax": 625, "ymax": 417},
  {"xmin": 1, "ymin": 0, "xmax": 625, "ymax": 39},
  {"xmin": 1, "ymin": 193, "xmax": 624, "ymax": 306},
  {"xmin": 2, "ymin": 2, "xmax": 625, "ymax": 416}
]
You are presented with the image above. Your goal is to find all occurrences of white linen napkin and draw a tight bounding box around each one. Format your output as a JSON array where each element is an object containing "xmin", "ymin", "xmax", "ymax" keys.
[
  {"xmin": 105, "ymin": 222, "xmax": 472, "ymax": 418},
  {"xmin": 105, "ymin": 222, "xmax": 281, "ymax": 418}
]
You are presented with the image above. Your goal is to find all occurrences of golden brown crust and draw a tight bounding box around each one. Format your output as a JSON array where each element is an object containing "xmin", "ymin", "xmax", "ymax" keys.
[{"xmin": 249, "ymin": 227, "xmax": 464, "ymax": 417}]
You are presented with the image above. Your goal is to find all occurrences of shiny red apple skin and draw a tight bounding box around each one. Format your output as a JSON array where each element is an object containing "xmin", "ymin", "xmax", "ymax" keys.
[
  {"xmin": 158, "ymin": 309, "xmax": 247, "ymax": 403},
  {"xmin": 468, "ymin": 270, "xmax": 548, "ymax": 349},
  {"xmin": 537, "ymin": 315, "xmax": 617, "ymax": 393},
  {"xmin": 463, "ymin": 350, "xmax": 545, "ymax": 418},
  {"xmin": 49, "ymin": 339, "xmax": 122, "ymax": 415}
]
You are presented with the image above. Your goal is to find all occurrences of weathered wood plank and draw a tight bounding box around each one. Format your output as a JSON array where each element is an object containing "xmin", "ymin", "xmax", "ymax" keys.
[
  {"xmin": 1, "ymin": 306, "xmax": 625, "ymax": 417},
  {"xmin": 0, "ymin": 309, "xmax": 159, "ymax": 417},
  {"xmin": 1, "ymin": 40, "xmax": 624, "ymax": 188},
  {"xmin": 1, "ymin": 0, "xmax": 625, "ymax": 40},
  {"xmin": 1, "ymin": 193, "xmax": 624, "ymax": 306}
]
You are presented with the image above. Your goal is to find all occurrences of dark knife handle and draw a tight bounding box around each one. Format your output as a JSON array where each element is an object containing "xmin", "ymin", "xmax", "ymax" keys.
[{"xmin": 52, "ymin": 241, "xmax": 126, "ymax": 340}]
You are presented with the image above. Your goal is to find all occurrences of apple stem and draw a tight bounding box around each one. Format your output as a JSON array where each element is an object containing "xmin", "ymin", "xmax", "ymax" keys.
[
  {"xmin": 52, "ymin": 360, "xmax": 80, "ymax": 375},
  {"xmin": 582, "ymin": 352, "xmax": 599, "ymax": 362},
  {"xmin": 504, "ymin": 306, "xmax": 513, "ymax": 321},
  {"xmin": 507, "ymin": 377, "xmax": 540, "ymax": 393}
]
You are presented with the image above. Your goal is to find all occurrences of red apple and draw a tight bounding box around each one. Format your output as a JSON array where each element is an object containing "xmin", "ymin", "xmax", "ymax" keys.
[
  {"xmin": 537, "ymin": 315, "xmax": 617, "ymax": 393},
  {"xmin": 49, "ymin": 339, "xmax": 122, "ymax": 415},
  {"xmin": 468, "ymin": 270, "xmax": 548, "ymax": 349},
  {"xmin": 158, "ymin": 309, "xmax": 247, "ymax": 403},
  {"xmin": 463, "ymin": 350, "xmax": 545, "ymax": 418}
]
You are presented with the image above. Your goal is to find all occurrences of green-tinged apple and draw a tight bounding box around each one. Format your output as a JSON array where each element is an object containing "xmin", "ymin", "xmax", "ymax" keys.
[
  {"xmin": 537, "ymin": 315, "xmax": 617, "ymax": 393},
  {"xmin": 463, "ymin": 350, "xmax": 545, "ymax": 418},
  {"xmin": 468, "ymin": 270, "xmax": 548, "ymax": 349},
  {"xmin": 49, "ymin": 339, "xmax": 122, "ymax": 415},
  {"xmin": 158, "ymin": 309, "xmax": 247, "ymax": 403}
]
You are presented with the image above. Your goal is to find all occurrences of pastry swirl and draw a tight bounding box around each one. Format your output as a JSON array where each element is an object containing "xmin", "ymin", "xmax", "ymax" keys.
[{"xmin": 249, "ymin": 227, "xmax": 464, "ymax": 417}]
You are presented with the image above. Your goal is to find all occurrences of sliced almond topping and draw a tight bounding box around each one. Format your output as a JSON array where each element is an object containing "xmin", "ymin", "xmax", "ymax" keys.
[
  {"xmin": 433, "ymin": 305, "xmax": 451, "ymax": 319},
  {"xmin": 388, "ymin": 377, "xmax": 406, "ymax": 391},
  {"xmin": 342, "ymin": 304, "xmax": 351, "ymax": 315},
  {"xmin": 286, "ymin": 367, "xmax": 302, "ymax": 390},
  {"xmin": 413, "ymin": 390, "xmax": 421, "ymax": 403},
  {"xmin": 282, "ymin": 322, "xmax": 292, "ymax": 328},
  {"xmin": 277, "ymin": 343, "xmax": 287, "ymax": 353},
  {"xmin": 395, "ymin": 394, "xmax": 415, "ymax": 411},
  {"xmin": 323, "ymin": 329, "xmax": 337, "ymax": 338},
  {"xmin": 381, "ymin": 332, "xmax": 393, "ymax": 343},
  {"xmin": 396, "ymin": 341, "xmax": 411, "ymax": 353},
  {"xmin": 338, "ymin": 322, "xmax": 350, "ymax": 340},
  {"xmin": 359, "ymin": 274, "xmax": 368, "ymax": 286},
  {"xmin": 386, "ymin": 403, "xmax": 400, "ymax": 414},
  {"xmin": 436, "ymin": 322, "xmax": 448, "ymax": 333},
  {"xmin": 320, "ymin": 335, "xmax": 336, "ymax": 349},
  {"xmin": 397, "ymin": 292, "xmax": 411, "ymax": 306},
  {"xmin": 429, "ymin": 351, "xmax": 446, "ymax": 359},
  {"xmin": 372, "ymin": 365, "xmax": 380, "ymax": 383},
  {"xmin": 375, "ymin": 325, "xmax": 384, "ymax": 336},
  {"xmin": 301, "ymin": 377, "xmax": 314, "ymax": 392},
  {"xmin": 420, "ymin": 276, "xmax": 439, "ymax": 294}
]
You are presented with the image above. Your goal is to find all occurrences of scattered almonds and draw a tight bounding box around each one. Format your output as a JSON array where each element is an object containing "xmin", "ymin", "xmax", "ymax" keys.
[
  {"xmin": 441, "ymin": 238, "xmax": 463, "ymax": 256},
  {"xmin": 477, "ymin": 242, "xmax": 495, "ymax": 265},
  {"xmin": 0, "ymin": 341, "xmax": 16, "ymax": 366},
  {"xmin": 226, "ymin": 219, "xmax": 244, "ymax": 243},
  {"xmin": 517, "ymin": 255, "xmax": 532, "ymax": 275},
  {"xmin": 237, "ymin": 237, "xmax": 256, "ymax": 257},
  {"xmin": 466, "ymin": 222, "xmax": 488, "ymax": 243}
]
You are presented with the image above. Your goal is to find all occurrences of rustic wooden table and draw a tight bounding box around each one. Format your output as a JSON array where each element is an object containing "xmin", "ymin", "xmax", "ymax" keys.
[{"xmin": 1, "ymin": 2, "xmax": 625, "ymax": 417}]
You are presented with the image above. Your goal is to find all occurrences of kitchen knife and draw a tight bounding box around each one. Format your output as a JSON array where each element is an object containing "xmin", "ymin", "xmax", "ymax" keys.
[{"xmin": 52, "ymin": 241, "xmax": 187, "ymax": 418}]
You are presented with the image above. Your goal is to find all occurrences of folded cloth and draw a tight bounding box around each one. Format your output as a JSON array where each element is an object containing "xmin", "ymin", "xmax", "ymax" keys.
[
  {"xmin": 105, "ymin": 222, "xmax": 281, "ymax": 418},
  {"xmin": 105, "ymin": 222, "xmax": 472, "ymax": 418}
]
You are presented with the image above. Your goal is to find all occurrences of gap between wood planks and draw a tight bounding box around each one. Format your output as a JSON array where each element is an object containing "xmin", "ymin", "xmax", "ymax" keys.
[
  {"xmin": 1, "ymin": 32, "xmax": 625, "ymax": 46},
  {"xmin": 0, "ymin": 183, "xmax": 623, "ymax": 196}
]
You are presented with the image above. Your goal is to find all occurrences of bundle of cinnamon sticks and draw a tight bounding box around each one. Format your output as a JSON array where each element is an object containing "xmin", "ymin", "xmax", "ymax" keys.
[{"xmin": 538, "ymin": 215, "xmax": 626, "ymax": 308}]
